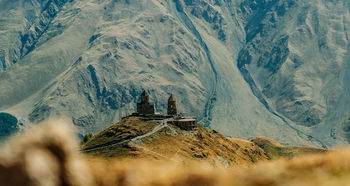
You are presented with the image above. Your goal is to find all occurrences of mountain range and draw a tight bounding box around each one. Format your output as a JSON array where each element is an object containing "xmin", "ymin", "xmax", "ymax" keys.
[{"xmin": 0, "ymin": 0, "xmax": 349, "ymax": 148}]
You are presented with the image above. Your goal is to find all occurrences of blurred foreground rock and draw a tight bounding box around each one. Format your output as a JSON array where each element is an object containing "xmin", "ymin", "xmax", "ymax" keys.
[
  {"xmin": 1, "ymin": 120, "xmax": 350, "ymax": 186},
  {"xmin": 0, "ymin": 120, "xmax": 92, "ymax": 186}
]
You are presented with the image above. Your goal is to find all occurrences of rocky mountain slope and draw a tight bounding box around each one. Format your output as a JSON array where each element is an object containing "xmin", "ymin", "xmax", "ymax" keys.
[{"xmin": 0, "ymin": 0, "xmax": 349, "ymax": 147}]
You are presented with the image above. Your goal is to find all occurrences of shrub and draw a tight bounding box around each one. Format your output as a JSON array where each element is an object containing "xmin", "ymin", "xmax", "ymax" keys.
[{"xmin": 83, "ymin": 133, "xmax": 93, "ymax": 143}]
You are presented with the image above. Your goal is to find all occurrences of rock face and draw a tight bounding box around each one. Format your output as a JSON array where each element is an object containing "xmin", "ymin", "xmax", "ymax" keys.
[
  {"xmin": 0, "ymin": 0, "xmax": 349, "ymax": 147},
  {"xmin": 0, "ymin": 0, "xmax": 73, "ymax": 71}
]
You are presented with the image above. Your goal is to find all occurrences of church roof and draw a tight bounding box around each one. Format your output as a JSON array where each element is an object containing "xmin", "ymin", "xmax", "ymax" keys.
[
  {"xmin": 141, "ymin": 90, "xmax": 148, "ymax": 96},
  {"xmin": 168, "ymin": 94, "xmax": 176, "ymax": 101}
]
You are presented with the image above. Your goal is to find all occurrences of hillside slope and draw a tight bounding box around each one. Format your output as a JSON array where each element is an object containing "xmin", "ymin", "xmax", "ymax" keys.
[
  {"xmin": 82, "ymin": 117, "xmax": 269, "ymax": 166},
  {"xmin": 251, "ymin": 136, "xmax": 328, "ymax": 160},
  {"xmin": 82, "ymin": 117, "xmax": 326, "ymax": 166},
  {"xmin": 0, "ymin": 0, "xmax": 349, "ymax": 147}
]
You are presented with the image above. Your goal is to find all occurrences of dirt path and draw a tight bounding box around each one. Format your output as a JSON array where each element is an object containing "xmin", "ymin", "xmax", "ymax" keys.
[{"xmin": 83, "ymin": 119, "xmax": 168, "ymax": 152}]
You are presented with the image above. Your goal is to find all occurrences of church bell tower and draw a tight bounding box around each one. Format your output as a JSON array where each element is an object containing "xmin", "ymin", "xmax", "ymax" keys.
[{"xmin": 167, "ymin": 94, "xmax": 177, "ymax": 116}]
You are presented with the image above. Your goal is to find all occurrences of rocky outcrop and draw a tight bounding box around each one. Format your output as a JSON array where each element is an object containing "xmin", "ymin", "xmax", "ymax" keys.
[
  {"xmin": 181, "ymin": 0, "xmax": 227, "ymax": 41},
  {"xmin": 236, "ymin": 0, "xmax": 338, "ymax": 128},
  {"xmin": 11, "ymin": 0, "xmax": 72, "ymax": 63}
]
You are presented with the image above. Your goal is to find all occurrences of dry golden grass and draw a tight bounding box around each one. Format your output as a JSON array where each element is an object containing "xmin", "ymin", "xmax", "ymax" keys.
[
  {"xmin": 82, "ymin": 117, "xmax": 157, "ymax": 150},
  {"xmin": 83, "ymin": 117, "xmax": 269, "ymax": 166},
  {"xmin": 0, "ymin": 119, "xmax": 348, "ymax": 186},
  {"xmin": 87, "ymin": 149, "xmax": 350, "ymax": 186},
  {"xmin": 251, "ymin": 136, "xmax": 328, "ymax": 159}
]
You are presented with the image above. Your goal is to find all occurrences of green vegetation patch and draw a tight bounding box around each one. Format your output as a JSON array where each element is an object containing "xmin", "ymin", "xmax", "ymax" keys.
[{"xmin": 0, "ymin": 113, "xmax": 19, "ymax": 140}]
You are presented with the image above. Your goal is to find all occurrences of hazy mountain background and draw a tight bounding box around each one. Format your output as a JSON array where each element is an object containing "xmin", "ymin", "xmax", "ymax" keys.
[{"xmin": 0, "ymin": 0, "xmax": 349, "ymax": 148}]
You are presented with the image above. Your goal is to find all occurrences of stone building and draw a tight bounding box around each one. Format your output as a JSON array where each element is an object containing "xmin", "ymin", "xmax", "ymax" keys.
[
  {"xmin": 168, "ymin": 118, "xmax": 197, "ymax": 131},
  {"xmin": 137, "ymin": 91, "xmax": 155, "ymax": 115},
  {"xmin": 167, "ymin": 94, "xmax": 177, "ymax": 116},
  {"xmin": 133, "ymin": 91, "xmax": 197, "ymax": 131}
]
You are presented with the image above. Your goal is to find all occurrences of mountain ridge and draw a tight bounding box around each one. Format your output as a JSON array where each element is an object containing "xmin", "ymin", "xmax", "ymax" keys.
[{"xmin": 0, "ymin": 0, "xmax": 349, "ymax": 147}]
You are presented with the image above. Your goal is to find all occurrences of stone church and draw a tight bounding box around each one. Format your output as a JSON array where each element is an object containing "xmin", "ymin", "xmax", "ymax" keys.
[
  {"xmin": 134, "ymin": 90, "xmax": 197, "ymax": 130},
  {"xmin": 136, "ymin": 91, "xmax": 178, "ymax": 116},
  {"xmin": 167, "ymin": 94, "xmax": 177, "ymax": 116},
  {"xmin": 137, "ymin": 91, "xmax": 155, "ymax": 115}
]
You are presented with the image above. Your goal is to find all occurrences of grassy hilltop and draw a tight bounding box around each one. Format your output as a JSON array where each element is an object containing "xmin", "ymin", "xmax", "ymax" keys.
[{"xmin": 82, "ymin": 117, "xmax": 326, "ymax": 165}]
